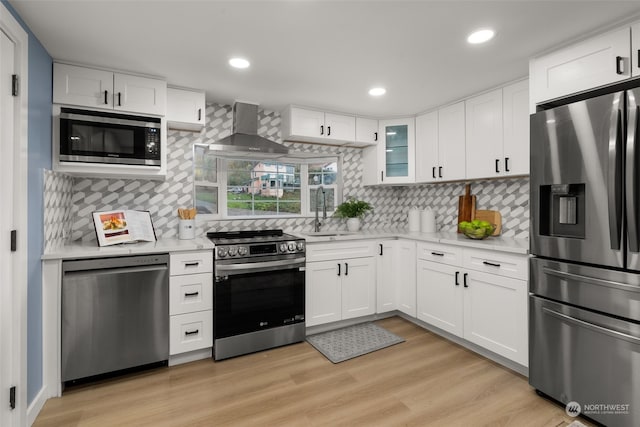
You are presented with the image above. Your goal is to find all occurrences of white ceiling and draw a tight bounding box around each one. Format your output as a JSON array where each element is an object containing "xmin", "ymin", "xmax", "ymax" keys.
[{"xmin": 8, "ymin": 0, "xmax": 640, "ymax": 117}]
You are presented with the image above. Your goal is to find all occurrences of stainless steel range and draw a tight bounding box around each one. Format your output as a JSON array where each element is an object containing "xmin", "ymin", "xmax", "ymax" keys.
[{"xmin": 207, "ymin": 229, "xmax": 306, "ymax": 360}]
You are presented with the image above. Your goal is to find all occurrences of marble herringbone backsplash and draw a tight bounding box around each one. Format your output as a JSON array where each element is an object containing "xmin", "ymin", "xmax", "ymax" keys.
[{"xmin": 43, "ymin": 103, "xmax": 530, "ymax": 248}]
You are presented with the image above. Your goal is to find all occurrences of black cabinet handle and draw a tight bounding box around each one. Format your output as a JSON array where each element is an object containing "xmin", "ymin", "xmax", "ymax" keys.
[
  {"xmin": 374, "ymin": 132, "xmax": 378, "ymax": 142},
  {"xmin": 337, "ymin": 263, "xmax": 341, "ymax": 276},
  {"xmin": 379, "ymin": 243, "xmax": 383, "ymax": 256},
  {"xmin": 184, "ymin": 291, "xmax": 199, "ymax": 297},
  {"xmin": 320, "ymin": 125, "xmax": 324, "ymax": 135},
  {"xmin": 505, "ymin": 157, "xmax": 510, "ymax": 172},
  {"xmin": 431, "ymin": 252, "xmax": 444, "ymax": 256},
  {"xmin": 118, "ymin": 92, "xmax": 122, "ymax": 106},
  {"xmin": 185, "ymin": 329, "xmax": 199, "ymax": 336},
  {"xmin": 483, "ymin": 261, "xmax": 501, "ymax": 267},
  {"xmin": 455, "ymin": 271, "xmax": 460, "ymax": 286},
  {"xmin": 345, "ymin": 263, "xmax": 349, "ymax": 276},
  {"xmin": 104, "ymin": 90, "xmax": 108, "ymax": 104},
  {"xmin": 432, "ymin": 167, "xmax": 436, "ymax": 179},
  {"xmin": 463, "ymin": 273, "xmax": 468, "ymax": 288},
  {"xmin": 327, "ymin": 126, "xmax": 331, "ymax": 136},
  {"xmin": 198, "ymin": 108, "xmax": 202, "ymax": 121},
  {"xmin": 438, "ymin": 166, "xmax": 443, "ymax": 178},
  {"xmin": 616, "ymin": 56, "xmax": 624, "ymax": 75},
  {"xmin": 381, "ymin": 171, "xmax": 384, "ymax": 182},
  {"xmin": 184, "ymin": 262, "xmax": 200, "ymax": 267},
  {"xmin": 638, "ymin": 50, "xmax": 640, "ymax": 70},
  {"xmin": 495, "ymin": 159, "xmax": 500, "ymax": 173}
]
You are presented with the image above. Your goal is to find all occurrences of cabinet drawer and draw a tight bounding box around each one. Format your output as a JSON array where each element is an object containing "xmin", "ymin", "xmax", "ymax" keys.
[
  {"xmin": 416, "ymin": 242, "xmax": 462, "ymax": 266},
  {"xmin": 170, "ymin": 311, "xmax": 213, "ymax": 355},
  {"xmin": 169, "ymin": 273, "xmax": 213, "ymax": 315},
  {"xmin": 306, "ymin": 241, "xmax": 375, "ymax": 262},
  {"xmin": 170, "ymin": 251, "xmax": 213, "ymax": 276},
  {"xmin": 462, "ymin": 248, "xmax": 528, "ymax": 280}
]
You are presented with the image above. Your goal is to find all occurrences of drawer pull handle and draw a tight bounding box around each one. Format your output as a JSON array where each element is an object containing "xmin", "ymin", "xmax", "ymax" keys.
[
  {"xmin": 184, "ymin": 291, "xmax": 199, "ymax": 297},
  {"xmin": 431, "ymin": 252, "xmax": 445, "ymax": 256},
  {"xmin": 483, "ymin": 261, "xmax": 501, "ymax": 267},
  {"xmin": 184, "ymin": 262, "xmax": 200, "ymax": 267},
  {"xmin": 185, "ymin": 329, "xmax": 199, "ymax": 336}
]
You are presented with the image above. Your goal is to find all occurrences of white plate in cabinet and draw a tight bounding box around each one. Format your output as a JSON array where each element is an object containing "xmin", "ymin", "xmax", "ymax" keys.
[
  {"xmin": 462, "ymin": 248, "xmax": 527, "ymax": 281},
  {"xmin": 170, "ymin": 311, "xmax": 213, "ymax": 355},
  {"xmin": 416, "ymin": 242, "xmax": 462, "ymax": 266},
  {"xmin": 170, "ymin": 251, "xmax": 213, "ymax": 276},
  {"xmin": 169, "ymin": 273, "xmax": 213, "ymax": 315},
  {"xmin": 306, "ymin": 241, "xmax": 375, "ymax": 263}
]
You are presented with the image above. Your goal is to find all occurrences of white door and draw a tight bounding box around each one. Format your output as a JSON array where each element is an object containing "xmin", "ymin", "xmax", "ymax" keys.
[
  {"xmin": 465, "ymin": 89, "xmax": 503, "ymax": 180},
  {"xmin": 415, "ymin": 110, "xmax": 439, "ymax": 183},
  {"xmin": 355, "ymin": 117, "xmax": 378, "ymax": 146},
  {"xmin": 166, "ymin": 87, "xmax": 205, "ymax": 127},
  {"xmin": 0, "ymin": 28, "xmax": 16, "ymax": 426},
  {"xmin": 395, "ymin": 240, "xmax": 416, "ymax": 317},
  {"xmin": 462, "ymin": 271, "xmax": 528, "ymax": 366},
  {"xmin": 53, "ymin": 62, "xmax": 113, "ymax": 108},
  {"xmin": 437, "ymin": 102, "xmax": 466, "ymax": 181},
  {"xmin": 379, "ymin": 118, "xmax": 416, "ymax": 184},
  {"xmin": 113, "ymin": 73, "xmax": 166, "ymax": 116},
  {"xmin": 376, "ymin": 240, "xmax": 396, "ymax": 313},
  {"xmin": 341, "ymin": 257, "xmax": 376, "ymax": 320},
  {"xmin": 305, "ymin": 261, "xmax": 342, "ymax": 326},
  {"xmin": 290, "ymin": 107, "xmax": 324, "ymax": 139},
  {"xmin": 502, "ymin": 80, "xmax": 530, "ymax": 176},
  {"xmin": 632, "ymin": 23, "xmax": 640, "ymax": 77},
  {"xmin": 324, "ymin": 113, "xmax": 355, "ymax": 142},
  {"xmin": 416, "ymin": 261, "xmax": 463, "ymax": 337}
]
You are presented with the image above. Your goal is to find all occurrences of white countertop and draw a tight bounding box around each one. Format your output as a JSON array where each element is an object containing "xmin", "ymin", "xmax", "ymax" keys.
[
  {"xmin": 291, "ymin": 228, "xmax": 529, "ymax": 255},
  {"xmin": 42, "ymin": 237, "xmax": 215, "ymax": 260}
]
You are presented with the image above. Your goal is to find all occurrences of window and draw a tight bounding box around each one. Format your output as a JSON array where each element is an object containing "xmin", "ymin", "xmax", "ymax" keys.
[{"xmin": 193, "ymin": 145, "xmax": 341, "ymax": 219}]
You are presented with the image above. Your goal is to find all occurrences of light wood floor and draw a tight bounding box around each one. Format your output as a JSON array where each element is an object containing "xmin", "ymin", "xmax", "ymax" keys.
[{"xmin": 34, "ymin": 317, "xmax": 590, "ymax": 426}]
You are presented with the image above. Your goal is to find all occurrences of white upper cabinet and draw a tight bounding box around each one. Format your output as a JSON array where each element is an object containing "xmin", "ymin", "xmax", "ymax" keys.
[
  {"xmin": 166, "ymin": 87, "xmax": 206, "ymax": 131},
  {"xmin": 415, "ymin": 111, "xmax": 439, "ymax": 183},
  {"xmin": 437, "ymin": 102, "xmax": 466, "ymax": 181},
  {"xmin": 53, "ymin": 63, "xmax": 166, "ymax": 116},
  {"xmin": 355, "ymin": 117, "xmax": 379, "ymax": 146},
  {"xmin": 379, "ymin": 117, "xmax": 416, "ymax": 184},
  {"xmin": 502, "ymin": 80, "xmax": 530, "ymax": 176},
  {"xmin": 465, "ymin": 89, "xmax": 503, "ymax": 180},
  {"xmin": 530, "ymin": 26, "xmax": 631, "ymax": 105},
  {"xmin": 632, "ymin": 22, "xmax": 640, "ymax": 77},
  {"xmin": 281, "ymin": 106, "xmax": 356, "ymax": 144}
]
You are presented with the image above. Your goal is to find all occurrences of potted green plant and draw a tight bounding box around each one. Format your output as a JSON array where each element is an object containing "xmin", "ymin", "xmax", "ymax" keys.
[{"xmin": 334, "ymin": 198, "xmax": 373, "ymax": 232}]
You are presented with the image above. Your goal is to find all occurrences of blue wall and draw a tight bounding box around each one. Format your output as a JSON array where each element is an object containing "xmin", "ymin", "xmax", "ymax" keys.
[{"xmin": 1, "ymin": 0, "xmax": 52, "ymax": 404}]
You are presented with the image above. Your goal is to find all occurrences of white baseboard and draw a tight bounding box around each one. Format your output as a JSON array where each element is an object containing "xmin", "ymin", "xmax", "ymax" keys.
[
  {"xmin": 27, "ymin": 386, "xmax": 48, "ymax": 426},
  {"xmin": 168, "ymin": 348, "xmax": 212, "ymax": 366}
]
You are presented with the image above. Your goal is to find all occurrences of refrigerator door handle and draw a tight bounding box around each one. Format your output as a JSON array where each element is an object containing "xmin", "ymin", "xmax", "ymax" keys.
[
  {"xmin": 627, "ymin": 91, "xmax": 639, "ymax": 252},
  {"xmin": 608, "ymin": 94, "xmax": 623, "ymax": 250}
]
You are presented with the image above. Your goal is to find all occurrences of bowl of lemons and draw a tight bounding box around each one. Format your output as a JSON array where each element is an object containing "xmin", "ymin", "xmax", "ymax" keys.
[{"xmin": 459, "ymin": 220, "xmax": 495, "ymax": 240}]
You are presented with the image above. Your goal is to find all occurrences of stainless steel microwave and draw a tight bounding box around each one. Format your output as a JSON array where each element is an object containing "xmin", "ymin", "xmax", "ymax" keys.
[{"xmin": 58, "ymin": 108, "xmax": 161, "ymax": 166}]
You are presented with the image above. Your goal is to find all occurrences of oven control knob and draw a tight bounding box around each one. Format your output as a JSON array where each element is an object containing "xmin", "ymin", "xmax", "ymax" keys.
[
  {"xmin": 217, "ymin": 247, "xmax": 228, "ymax": 258},
  {"xmin": 279, "ymin": 243, "xmax": 288, "ymax": 253},
  {"xmin": 228, "ymin": 246, "xmax": 238, "ymax": 257},
  {"xmin": 288, "ymin": 242, "xmax": 296, "ymax": 252},
  {"xmin": 238, "ymin": 246, "xmax": 248, "ymax": 256},
  {"xmin": 296, "ymin": 241, "xmax": 305, "ymax": 252}
]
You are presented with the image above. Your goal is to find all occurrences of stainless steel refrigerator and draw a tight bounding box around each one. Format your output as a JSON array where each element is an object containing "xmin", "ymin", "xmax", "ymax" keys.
[{"xmin": 530, "ymin": 89, "xmax": 640, "ymax": 427}]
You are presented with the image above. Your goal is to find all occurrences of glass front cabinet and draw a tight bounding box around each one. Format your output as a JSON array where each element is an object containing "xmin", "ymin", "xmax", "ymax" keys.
[{"xmin": 379, "ymin": 118, "xmax": 415, "ymax": 184}]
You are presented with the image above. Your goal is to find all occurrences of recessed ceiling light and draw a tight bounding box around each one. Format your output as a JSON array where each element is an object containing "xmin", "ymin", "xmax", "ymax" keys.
[
  {"xmin": 369, "ymin": 87, "xmax": 386, "ymax": 96},
  {"xmin": 229, "ymin": 57, "xmax": 250, "ymax": 69},
  {"xmin": 467, "ymin": 29, "xmax": 495, "ymax": 44}
]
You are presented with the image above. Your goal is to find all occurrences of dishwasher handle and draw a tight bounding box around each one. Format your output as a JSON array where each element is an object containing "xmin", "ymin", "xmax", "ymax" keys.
[{"xmin": 63, "ymin": 264, "xmax": 168, "ymax": 278}]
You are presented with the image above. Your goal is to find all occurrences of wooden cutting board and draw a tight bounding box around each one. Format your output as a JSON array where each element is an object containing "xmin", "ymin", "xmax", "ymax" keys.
[
  {"xmin": 457, "ymin": 184, "xmax": 476, "ymax": 233},
  {"xmin": 473, "ymin": 209, "xmax": 502, "ymax": 236}
]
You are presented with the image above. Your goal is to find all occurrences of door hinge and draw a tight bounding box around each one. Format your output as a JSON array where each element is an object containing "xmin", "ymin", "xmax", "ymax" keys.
[
  {"xmin": 11, "ymin": 74, "xmax": 18, "ymax": 96},
  {"xmin": 10, "ymin": 230, "xmax": 17, "ymax": 252},
  {"xmin": 9, "ymin": 386, "xmax": 16, "ymax": 410}
]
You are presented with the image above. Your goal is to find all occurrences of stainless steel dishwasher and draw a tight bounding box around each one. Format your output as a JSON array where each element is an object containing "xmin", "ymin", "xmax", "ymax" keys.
[{"xmin": 61, "ymin": 254, "xmax": 169, "ymax": 383}]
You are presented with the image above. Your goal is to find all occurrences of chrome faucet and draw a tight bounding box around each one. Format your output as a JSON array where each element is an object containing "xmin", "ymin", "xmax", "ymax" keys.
[{"xmin": 314, "ymin": 186, "xmax": 327, "ymax": 232}]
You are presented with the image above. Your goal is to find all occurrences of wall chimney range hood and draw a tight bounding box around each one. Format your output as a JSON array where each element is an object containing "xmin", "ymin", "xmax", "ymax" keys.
[{"xmin": 208, "ymin": 102, "xmax": 289, "ymax": 156}]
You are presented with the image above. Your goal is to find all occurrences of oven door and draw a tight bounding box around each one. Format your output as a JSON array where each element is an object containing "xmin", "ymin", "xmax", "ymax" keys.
[
  {"xmin": 214, "ymin": 258, "xmax": 305, "ymax": 339},
  {"xmin": 59, "ymin": 109, "xmax": 161, "ymax": 165}
]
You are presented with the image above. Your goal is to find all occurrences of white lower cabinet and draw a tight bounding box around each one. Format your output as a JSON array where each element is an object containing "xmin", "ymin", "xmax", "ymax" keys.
[
  {"xmin": 395, "ymin": 239, "xmax": 417, "ymax": 317},
  {"xmin": 376, "ymin": 240, "xmax": 397, "ymax": 313},
  {"xmin": 415, "ymin": 242, "xmax": 528, "ymax": 366},
  {"xmin": 306, "ymin": 241, "xmax": 376, "ymax": 327},
  {"xmin": 169, "ymin": 250, "xmax": 213, "ymax": 358}
]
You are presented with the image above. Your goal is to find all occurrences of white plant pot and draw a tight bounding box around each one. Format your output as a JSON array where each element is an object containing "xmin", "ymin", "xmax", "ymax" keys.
[{"xmin": 346, "ymin": 217, "xmax": 361, "ymax": 232}]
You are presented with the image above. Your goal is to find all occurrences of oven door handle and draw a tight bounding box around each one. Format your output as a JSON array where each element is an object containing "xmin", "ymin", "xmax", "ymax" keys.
[{"xmin": 216, "ymin": 258, "xmax": 306, "ymax": 276}]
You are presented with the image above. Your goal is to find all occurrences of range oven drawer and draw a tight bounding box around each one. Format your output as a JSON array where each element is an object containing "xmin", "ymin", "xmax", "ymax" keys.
[{"xmin": 530, "ymin": 296, "xmax": 640, "ymax": 426}]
